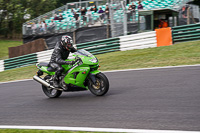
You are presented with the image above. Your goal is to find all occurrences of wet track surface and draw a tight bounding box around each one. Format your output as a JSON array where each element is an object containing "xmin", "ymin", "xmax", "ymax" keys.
[{"xmin": 0, "ymin": 66, "xmax": 200, "ymax": 131}]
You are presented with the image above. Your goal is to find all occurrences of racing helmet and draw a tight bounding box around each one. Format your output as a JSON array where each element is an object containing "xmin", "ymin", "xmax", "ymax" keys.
[{"xmin": 61, "ymin": 35, "xmax": 73, "ymax": 49}]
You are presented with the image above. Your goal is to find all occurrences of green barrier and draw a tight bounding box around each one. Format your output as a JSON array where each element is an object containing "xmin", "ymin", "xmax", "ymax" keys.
[
  {"xmin": 172, "ymin": 23, "xmax": 200, "ymax": 43},
  {"xmin": 4, "ymin": 53, "xmax": 36, "ymax": 61},
  {"xmin": 76, "ymin": 37, "xmax": 120, "ymax": 55},
  {"xmin": 77, "ymin": 40, "xmax": 119, "ymax": 49},
  {"xmin": 4, "ymin": 53, "xmax": 37, "ymax": 70},
  {"xmin": 2, "ymin": 37, "xmax": 121, "ymax": 71},
  {"xmin": 77, "ymin": 37, "xmax": 119, "ymax": 47}
]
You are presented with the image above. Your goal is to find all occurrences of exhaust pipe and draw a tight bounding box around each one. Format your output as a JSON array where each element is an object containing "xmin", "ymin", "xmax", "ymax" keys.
[{"xmin": 33, "ymin": 75, "xmax": 55, "ymax": 89}]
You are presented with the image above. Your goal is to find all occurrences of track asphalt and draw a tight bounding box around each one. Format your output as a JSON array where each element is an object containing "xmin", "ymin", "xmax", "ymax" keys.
[{"xmin": 0, "ymin": 65, "xmax": 200, "ymax": 131}]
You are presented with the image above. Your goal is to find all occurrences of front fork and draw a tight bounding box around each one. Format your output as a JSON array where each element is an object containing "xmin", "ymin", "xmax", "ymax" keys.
[
  {"xmin": 88, "ymin": 70, "xmax": 101, "ymax": 84},
  {"xmin": 89, "ymin": 73, "xmax": 96, "ymax": 84}
]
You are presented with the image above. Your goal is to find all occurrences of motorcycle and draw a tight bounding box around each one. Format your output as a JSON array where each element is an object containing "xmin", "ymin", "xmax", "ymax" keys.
[{"xmin": 33, "ymin": 49, "xmax": 109, "ymax": 98}]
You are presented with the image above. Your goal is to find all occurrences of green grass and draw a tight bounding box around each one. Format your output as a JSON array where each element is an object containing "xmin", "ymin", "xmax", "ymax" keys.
[
  {"xmin": 0, "ymin": 40, "xmax": 22, "ymax": 60},
  {"xmin": 0, "ymin": 129, "xmax": 108, "ymax": 133},
  {"xmin": 0, "ymin": 40, "xmax": 200, "ymax": 82},
  {"xmin": 96, "ymin": 40, "xmax": 200, "ymax": 70},
  {"xmin": 0, "ymin": 65, "xmax": 37, "ymax": 82}
]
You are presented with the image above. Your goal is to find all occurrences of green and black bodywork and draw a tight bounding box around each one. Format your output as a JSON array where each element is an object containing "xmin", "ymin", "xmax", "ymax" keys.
[{"xmin": 33, "ymin": 49, "xmax": 109, "ymax": 98}]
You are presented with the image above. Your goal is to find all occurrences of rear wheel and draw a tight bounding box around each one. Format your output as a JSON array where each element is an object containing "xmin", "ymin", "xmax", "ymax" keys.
[
  {"xmin": 42, "ymin": 75, "xmax": 62, "ymax": 98},
  {"xmin": 88, "ymin": 73, "xmax": 109, "ymax": 96}
]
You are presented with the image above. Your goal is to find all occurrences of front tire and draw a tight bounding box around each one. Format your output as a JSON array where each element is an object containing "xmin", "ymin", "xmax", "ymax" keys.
[
  {"xmin": 88, "ymin": 73, "xmax": 109, "ymax": 96},
  {"xmin": 42, "ymin": 75, "xmax": 62, "ymax": 98}
]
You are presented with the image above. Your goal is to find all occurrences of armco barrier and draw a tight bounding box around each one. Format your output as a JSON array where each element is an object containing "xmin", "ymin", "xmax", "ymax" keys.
[
  {"xmin": 0, "ymin": 32, "xmax": 156, "ymax": 72},
  {"xmin": 172, "ymin": 23, "xmax": 200, "ymax": 43},
  {"xmin": 2, "ymin": 24, "xmax": 200, "ymax": 72},
  {"xmin": 4, "ymin": 53, "xmax": 37, "ymax": 70},
  {"xmin": 0, "ymin": 60, "xmax": 4, "ymax": 72},
  {"xmin": 36, "ymin": 49, "xmax": 54, "ymax": 63},
  {"xmin": 76, "ymin": 37, "xmax": 120, "ymax": 55},
  {"xmin": 119, "ymin": 31, "xmax": 157, "ymax": 51}
]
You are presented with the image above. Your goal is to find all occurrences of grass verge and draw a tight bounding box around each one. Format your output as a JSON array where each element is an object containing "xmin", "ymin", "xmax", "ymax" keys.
[
  {"xmin": 96, "ymin": 40, "xmax": 200, "ymax": 70},
  {"xmin": 0, "ymin": 40, "xmax": 22, "ymax": 60},
  {"xmin": 0, "ymin": 40, "xmax": 200, "ymax": 82}
]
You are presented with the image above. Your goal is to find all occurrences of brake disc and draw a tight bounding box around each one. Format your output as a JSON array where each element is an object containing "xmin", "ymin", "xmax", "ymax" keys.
[{"xmin": 92, "ymin": 79, "xmax": 101, "ymax": 90}]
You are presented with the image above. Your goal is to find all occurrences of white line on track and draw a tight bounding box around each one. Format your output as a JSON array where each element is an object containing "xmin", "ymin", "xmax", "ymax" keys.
[
  {"xmin": 0, "ymin": 78, "xmax": 32, "ymax": 84},
  {"xmin": 0, "ymin": 64, "xmax": 200, "ymax": 85},
  {"xmin": 103, "ymin": 64, "xmax": 200, "ymax": 73},
  {"xmin": 0, "ymin": 126, "xmax": 200, "ymax": 133}
]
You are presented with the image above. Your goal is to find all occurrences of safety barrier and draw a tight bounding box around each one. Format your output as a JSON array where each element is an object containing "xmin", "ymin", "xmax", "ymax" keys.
[
  {"xmin": 0, "ymin": 31, "xmax": 155, "ymax": 72},
  {"xmin": 36, "ymin": 49, "xmax": 53, "ymax": 63},
  {"xmin": 4, "ymin": 53, "xmax": 37, "ymax": 70},
  {"xmin": 0, "ymin": 31, "xmax": 164, "ymax": 72},
  {"xmin": 172, "ymin": 23, "xmax": 200, "ymax": 43},
  {"xmin": 119, "ymin": 31, "xmax": 157, "ymax": 51},
  {"xmin": 76, "ymin": 37, "xmax": 120, "ymax": 55},
  {"xmin": 0, "ymin": 60, "xmax": 4, "ymax": 72},
  {"xmin": 2, "ymin": 24, "xmax": 200, "ymax": 72}
]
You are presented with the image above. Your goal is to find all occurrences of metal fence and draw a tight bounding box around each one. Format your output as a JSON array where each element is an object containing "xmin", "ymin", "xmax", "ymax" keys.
[
  {"xmin": 23, "ymin": 0, "xmax": 107, "ymax": 35},
  {"xmin": 109, "ymin": 0, "xmax": 125, "ymax": 38},
  {"xmin": 22, "ymin": 0, "xmax": 196, "ymax": 36}
]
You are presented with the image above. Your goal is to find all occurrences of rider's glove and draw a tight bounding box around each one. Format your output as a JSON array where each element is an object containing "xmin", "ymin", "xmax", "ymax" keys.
[
  {"xmin": 75, "ymin": 57, "xmax": 81, "ymax": 62},
  {"xmin": 75, "ymin": 58, "xmax": 79, "ymax": 62},
  {"xmin": 71, "ymin": 61, "xmax": 75, "ymax": 65},
  {"xmin": 64, "ymin": 61, "xmax": 75, "ymax": 65}
]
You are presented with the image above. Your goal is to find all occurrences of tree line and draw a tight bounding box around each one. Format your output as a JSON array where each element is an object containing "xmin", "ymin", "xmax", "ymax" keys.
[{"xmin": 0, "ymin": 0, "xmax": 78, "ymax": 39}]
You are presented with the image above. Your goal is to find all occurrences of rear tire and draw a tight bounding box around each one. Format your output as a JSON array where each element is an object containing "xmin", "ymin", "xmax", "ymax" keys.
[
  {"xmin": 42, "ymin": 75, "xmax": 62, "ymax": 98},
  {"xmin": 88, "ymin": 73, "xmax": 109, "ymax": 96}
]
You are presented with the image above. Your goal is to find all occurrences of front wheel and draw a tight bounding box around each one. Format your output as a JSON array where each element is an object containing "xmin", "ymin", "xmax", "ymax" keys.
[
  {"xmin": 42, "ymin": 75, "xmax": 62, "ymax": 98},
  {"xmin": 88, "ymin": 73, "xmax": 109, "ymax": 96}
]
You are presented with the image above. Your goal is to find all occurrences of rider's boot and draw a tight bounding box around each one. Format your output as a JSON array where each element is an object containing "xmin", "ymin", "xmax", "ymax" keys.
[
  {"xmin": 53, "ymin": 74, "xmax": 60, "ymax": 88},
  {"xmin": 53, "ymin": 70, "xmax": 62, "ymax": 88},
  {"xmin": 53, "ymin": 78, "xmax": 60, "ymax": 88}
]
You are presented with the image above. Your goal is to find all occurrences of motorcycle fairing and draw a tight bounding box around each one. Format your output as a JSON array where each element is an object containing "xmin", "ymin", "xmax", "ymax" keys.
[{"xmin": 64, "ymin": 66, "xmax": 90, "ymax": 88}]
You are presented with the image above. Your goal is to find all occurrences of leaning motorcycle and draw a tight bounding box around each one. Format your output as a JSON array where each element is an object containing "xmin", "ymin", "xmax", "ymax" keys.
[{"xmin": 33, "ymin": 49, "xmax": 109, "ymax": 98}]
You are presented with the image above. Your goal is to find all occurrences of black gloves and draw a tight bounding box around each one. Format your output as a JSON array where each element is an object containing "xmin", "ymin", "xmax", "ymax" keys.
[
  {"xmin": 64, "ymin": 58, "xmax": 82, "ymax": 65},
  {"xmin": 64, "ymin": 61, "xmax": 75, "ymax": 65},
  {"xmin": 75, "ymin": 57, "xmax": 82, "ymax": 62}
]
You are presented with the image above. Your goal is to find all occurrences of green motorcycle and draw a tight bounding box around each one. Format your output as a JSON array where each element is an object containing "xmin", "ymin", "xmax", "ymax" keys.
[{"xmin": 33, "ymin": 49, "xmax": 109, "ymax": 98}]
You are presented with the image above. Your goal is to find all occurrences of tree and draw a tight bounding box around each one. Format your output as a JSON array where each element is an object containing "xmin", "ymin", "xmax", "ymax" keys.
[
  {"xmin": 0, "ymin": 0, "xmax": 58, "ymax": 38},
  {"xmin": 0, "ymin": 0, "xmax": 79, "ymax": 38}
]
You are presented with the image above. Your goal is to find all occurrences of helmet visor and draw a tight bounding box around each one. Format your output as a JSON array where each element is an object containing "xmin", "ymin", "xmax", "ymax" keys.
[
  {"xmin": 67, "ymin": 43, "xmax": 72, "ymax": 48},
  {"xmin": 63, "ymin": 43, "xmax": 72, "ymax": 49}
]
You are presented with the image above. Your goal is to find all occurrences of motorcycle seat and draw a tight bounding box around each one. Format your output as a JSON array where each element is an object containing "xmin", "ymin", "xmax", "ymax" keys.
[
  {"xmin": 39, "ymin": 62, "xmax": 49, "ymax": 67},
  {"xmin": 39, "ymin": 62, "xmax": 55, "ymax": 72},
  {"xmin": 47, "ymin": 67, "xmax": 55, "ymax": 72}
]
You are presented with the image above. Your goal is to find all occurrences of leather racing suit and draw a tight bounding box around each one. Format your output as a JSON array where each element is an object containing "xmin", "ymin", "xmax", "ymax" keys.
[{"xmin": 49, "ymin": 42, "xmax": 77, "ymax": 85}]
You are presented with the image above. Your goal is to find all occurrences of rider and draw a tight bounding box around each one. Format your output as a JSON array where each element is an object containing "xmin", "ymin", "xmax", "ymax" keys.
[{"xmin": 49, "ymin": 35, "xmax": 77, "ymax": 87}]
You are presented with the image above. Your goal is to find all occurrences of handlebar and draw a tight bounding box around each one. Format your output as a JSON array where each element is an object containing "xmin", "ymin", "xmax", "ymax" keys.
[{"xmin": 75, "ymin": 56, "xmax": 83, "ymax": 66}]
